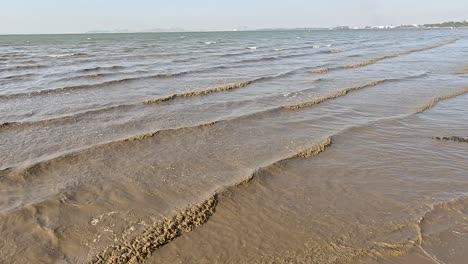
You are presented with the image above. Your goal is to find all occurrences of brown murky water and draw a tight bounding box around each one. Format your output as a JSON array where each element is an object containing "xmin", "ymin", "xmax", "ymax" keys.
[{"xmin": 0, "ymin": 29, "xmax": 467, "ymax": 263}]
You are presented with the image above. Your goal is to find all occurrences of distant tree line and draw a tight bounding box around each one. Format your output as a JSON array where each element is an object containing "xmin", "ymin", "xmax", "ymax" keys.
[{"xmin": 424, "ymin": 21, "xmax": 468, "ymax": 28}]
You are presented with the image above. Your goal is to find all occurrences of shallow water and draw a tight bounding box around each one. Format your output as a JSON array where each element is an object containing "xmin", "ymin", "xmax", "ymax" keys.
[{"xmin": 0, "ymin": 29, "xmax": 467, "ymax": 263}]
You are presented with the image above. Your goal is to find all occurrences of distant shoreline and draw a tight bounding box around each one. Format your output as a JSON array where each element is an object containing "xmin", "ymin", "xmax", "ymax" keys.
[{"xmin": 1, "ymin": 23, "xmax": 467, "ymax": 36}]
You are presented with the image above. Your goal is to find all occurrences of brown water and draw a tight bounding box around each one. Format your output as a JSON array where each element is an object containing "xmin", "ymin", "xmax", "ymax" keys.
[{"xmin": 0, "ymin": 29, "xmax": 467, "ymax": 264}]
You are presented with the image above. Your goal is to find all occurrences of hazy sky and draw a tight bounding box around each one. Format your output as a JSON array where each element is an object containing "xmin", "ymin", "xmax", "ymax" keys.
[{"xmin": 0, "ymin": 0, "xmax": 467, "ymax": 34}]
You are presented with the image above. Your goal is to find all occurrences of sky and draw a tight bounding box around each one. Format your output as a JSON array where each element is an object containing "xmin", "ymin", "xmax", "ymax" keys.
[{"xmin": 0, "ymin": 0, "xmax": 467, "ymax": 34}]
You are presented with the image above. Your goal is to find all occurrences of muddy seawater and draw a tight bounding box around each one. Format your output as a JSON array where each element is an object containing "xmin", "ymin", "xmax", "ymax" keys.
[{"xmin": 1, "ymin": 29, "xmax": 468, "ymax": 264}]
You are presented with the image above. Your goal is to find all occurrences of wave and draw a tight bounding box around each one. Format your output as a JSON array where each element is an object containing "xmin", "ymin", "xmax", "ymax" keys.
[
  {"xmin": 272, "ymin": 48, "xmax": 340, "ymax": 60},
  {"xmin": 173, "ymin": 48, "xmax": 317, "ymax": 64},
  {"xmin": 42, "ymin": 65, "xmax": 131, "ymax": 79},
  {"xmin": 143, "ymin": 72, "xmax": 299, "ymax": 104},
  {"xmin": 221, "ymin": 45, "xmax": 320, "ymax": 57},
  {"xmin": 0, "ymin": 73, "xmax": 37, "ymax": 81},
  {"xmin": 0, "ymin": 55, "xmax": 315, "ymax": 100},
  {"xmin": 234, "ymin": 51, "xmax": 323, "ymax": 64},
  {"xmin": 0, "ymin": 72, "xmax": 345, "ymax": 172},
  {"xmin": 271, "ymin": 44, "xmax": 322, "ymax": 53},
  {"xmin": 348, "ymin": 54, "xmax": 363, "ymax": 58},
  {"xmin": 242, "ymin": 74, "xmax": 425, "ymax": 117},
  {"xmin": 142, "ymin": 72, "xmax": 294, "ymax": 104},
  {"xmin": 433, "ymin": 136, "xmax": 468, "ymax": 143},
  {"xmin": 0, "ymin": 120, "xmax": 221, "ymax": 175},
  {"xmin": 216, "ymin": 51, "xmax": 257, "ymax": 58},
  {"xmin": 78, "ymin": 51, "xmax": 284, "ymax": 74},
  {"xmin": 0, "ymin": 64, "xmax": 48, "ymax": 72},
  {"xmin": 52, "ymin": 70, "xmax": 149, "ymax": 83},
  {"xmin": 319, "ymin": 49, "xmax": 344, "ymax": 54},
  {"xmin": 236, "ymin": 56, "xmax": 278, "ymax": 63},
  {"xmin": 310, "ymin": 68, "xmax": 330, "ymax": 74},
  {"xmin": 297, "ymin": 44, "xmax": 320, "ymax": 50},
  {"xmin": 47, "ymin": 53, "xmax": 86, "ymax": 58},
  {"xmin": 284, "ymin": 80, "xmax": 388, "ymax": 110},
  {"xmin": 171, "ymin": 57, "xmax": 200, "ymax": 63},
  {"xmin": 93, "ymin": 100, "xmax": 465, "ymax": 263},
  {"xmin": 0, "ymin": 72, "xmax": 184, "ymax": 99},
  {"xmin": 0, "ymin": 104, "xmax": 136, "ymax": 131},
  {"xmin": 78, "ymin": 65, "xmax": 126, "ymax": 73},
  {"xmin": 1, "ymin": 46, "xmax": 333, "ymax": 100},
  {"xmin": 144, "ymin": 80, "xmax": 257, "ymax": 104},
  {"xmin": 0, "ymin": 72, "xmax": 298, "ymax": 131},
  {"xmin": 124, "ymin": 121, "xmax": 220, "ymax": 142},
  {"xmin": 416, "ymin": 86, "xmax": 468, "ymax": 113},
  {"xmin": 280, "ymin": 52, "xmax": 322, "ymax": 60},
  {"xmin": 91, "ymin": 195, "xmax": 218, "ymax": 264},
  {"xmin": 310, "ymin": 39, "xmax": 458, "ymax": 74},
  {"xmin": 399, "ymin": 39, "xmax": 457, "ymax": 54},
  {"xmin": 55, "ymin": 72, "xmax": 126, "ymax": 82},
  {"xmin": 89, "ymin": 137, "xmax": 332, "ymax": 263},
  {"xmin": 0, "ymin": 73, "xmax": 425, "ymax": 172},
  {"xmin": 340, "ymin": 55, "xmax": 393, "ymax": 69},
  {"xmin": 0, "ymin": 72, "xmax": 424, "ymax": 170}
]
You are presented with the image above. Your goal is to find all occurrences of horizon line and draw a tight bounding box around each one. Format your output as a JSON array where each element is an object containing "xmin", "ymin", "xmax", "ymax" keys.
[{"xmin": 1, "ymin": 20, "xmax": 466, "ymax": 36}]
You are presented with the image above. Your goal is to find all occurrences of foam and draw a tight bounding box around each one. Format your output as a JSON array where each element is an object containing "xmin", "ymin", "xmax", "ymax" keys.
[{"xmin": 47, "ymin": 53, "xmax": 80, "ymax": 58}]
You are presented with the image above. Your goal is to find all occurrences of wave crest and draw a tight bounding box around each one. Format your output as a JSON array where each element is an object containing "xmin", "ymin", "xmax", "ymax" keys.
[
  {"xmin": 416, "ymin": 87, "xmax": 468, "ymax": 113},
  {"xmin": 310, "ymin": 39, "xmax": 458, "ymax": 74},
  {"xmin": 144, "ymin": 78, "xmax": 263, "ymax": 104},
  {"xmin": 285, "ymin": 80, "xmax": 387, "ymax": 110}
]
